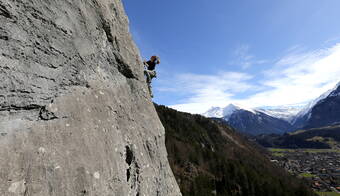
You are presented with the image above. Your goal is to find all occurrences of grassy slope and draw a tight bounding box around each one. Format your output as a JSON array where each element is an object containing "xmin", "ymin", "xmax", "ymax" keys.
[{"xmin": 156, "ymin": 105, "xmax": 316, "ymax": 196}]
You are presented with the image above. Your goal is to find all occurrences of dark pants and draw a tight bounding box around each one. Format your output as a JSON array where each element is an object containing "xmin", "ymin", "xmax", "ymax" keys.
[{"xmin": 144, "ymin": 70, "xmax": 156, "ymax": 83}]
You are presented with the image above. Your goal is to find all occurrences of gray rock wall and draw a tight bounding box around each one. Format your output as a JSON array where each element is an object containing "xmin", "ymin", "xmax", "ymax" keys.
[{"xmin": 0, "ymin": 0, "xmax": 181, "ymax": 195}]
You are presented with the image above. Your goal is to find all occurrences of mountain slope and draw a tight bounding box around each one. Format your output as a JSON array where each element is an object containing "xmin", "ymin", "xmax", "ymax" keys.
[
  {"xmin": 203, "ymin": 107, "xmax": 224, "ymax": 118},
  {"xmin": 203, "ymin": 104, "xmax": 294, "ymax": 135},
  {"xmin": 257, "ymin": 105, "xmax": 303, "ymax": 122},
  {"xmin": 0, "ymin": 1, "xmax": 180, "ymax": 195},
  {"xmin": 293, "ymin": 82, "xmax": 340, "ymax": 129},
  {"xmin": 203, "ymin": 104, "xmax": 243, "ymax": 119},
  {"xmin": 227, "ymin": 109, "xmax": 293, "ymax": 135},
  {"xmin": 255, "ymin": 125, "xmax": 340, "ymax": 149},
  {"xmin": 156, "ymin": 105, "xmax": 316, "ymax": 196}
]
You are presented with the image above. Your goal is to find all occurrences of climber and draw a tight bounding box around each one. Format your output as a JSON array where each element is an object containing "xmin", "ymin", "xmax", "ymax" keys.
[{"xmin": 144, "ymin": 56, "xmax": 160, "ymax": 98}]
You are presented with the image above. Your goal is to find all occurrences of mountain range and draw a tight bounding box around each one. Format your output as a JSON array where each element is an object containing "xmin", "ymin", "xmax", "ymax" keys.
[{"xmin": 203, "ymin": 82, "xmax": 340, "ymax": 135}]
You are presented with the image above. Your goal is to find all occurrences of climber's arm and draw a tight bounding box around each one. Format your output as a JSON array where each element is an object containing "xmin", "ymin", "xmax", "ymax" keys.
[{"xmin": 143, "ymin": 61, "xmax": 149, "ymax": 69}]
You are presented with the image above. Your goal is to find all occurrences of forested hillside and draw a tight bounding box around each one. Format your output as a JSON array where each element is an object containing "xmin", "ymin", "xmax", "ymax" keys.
[{"xmin": 156, "ymin": 105, "xmax": 317, "ymax": 196}]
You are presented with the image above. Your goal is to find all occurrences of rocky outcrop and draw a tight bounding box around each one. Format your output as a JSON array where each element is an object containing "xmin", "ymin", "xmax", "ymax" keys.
[{"xmin": 0, "ymin": 0, "xmax": 181, "ymax": 195}]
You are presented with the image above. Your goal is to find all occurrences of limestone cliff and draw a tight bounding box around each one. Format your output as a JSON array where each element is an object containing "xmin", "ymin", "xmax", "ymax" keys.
[{"xmin": 0, "ymin": 0, "xmax": 181, "ymax": 195}]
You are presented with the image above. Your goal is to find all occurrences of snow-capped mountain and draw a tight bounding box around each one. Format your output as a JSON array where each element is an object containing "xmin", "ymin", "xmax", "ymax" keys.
[
  {"xmin": 203, "ymin": 82, "xmax": 340, "ymax": 134},
  {"xmin": 292, "ymin": 82, "xmax": 340, "ymax": 129},
  {"xmin": 203, "ymin": 104, "xmax": 251, "ymax": 119},
  {"xmin": 293, "ymin": 83, "xmax": 339, "ymax": 123},
  {"xmin": 227, "ymin": 109, "xmax": 293, "ymax": 135},
  {"xmin": 222, "ymin": 104, "xmax": 244, "ymax": 120},
  {"xmin": 204, "ymin": 104, "xmax": 302, "ymax": 122},
  {"xmin": 203, "ymin": 104, "xmax": 293, "ymax": 135},
  {"xmin": 203, "ymin": 107, "xmax": 224, "ymax": 118},
  {"xmin": 256, "ymin": 105, "xmax": 303, "ymax": 122}
]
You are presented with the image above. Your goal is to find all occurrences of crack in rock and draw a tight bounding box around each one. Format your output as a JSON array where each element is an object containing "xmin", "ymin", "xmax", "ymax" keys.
[
  {"xmin": 0, "ymin": 104, "xmax": 41, "ymax": 112},
  {"xmin": 114, "ymin": 52, "xmax": 136, "ymax": 79},
  {"xmin": 0, "ymin": 3, "xmax": 12, "ymax": 19}
]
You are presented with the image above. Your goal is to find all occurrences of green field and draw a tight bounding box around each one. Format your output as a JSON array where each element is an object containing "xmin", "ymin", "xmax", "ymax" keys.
[
  {"xmin": 316, "ymin": 192, "xmax": 340, "ymax": 196},
  {"xmin": 298, "ymin": 173, "xmax": 317, "ymax": 178},
  {"xmin": 268, "ymin": 148, "xmax": 295, "ymax": 152},
  {"xmin": 272, "ymin": 152, "xmax": 285, "ymax": 157},
  {"xmin": 268, "ymin": 148, "xmax": 340, "ymax": 153}
]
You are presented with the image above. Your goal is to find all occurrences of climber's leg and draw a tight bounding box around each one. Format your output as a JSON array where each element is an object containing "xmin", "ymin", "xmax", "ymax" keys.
[
  {"xmin": 148, "ymin": 83, "xmax": 153, "ymax": 98},
  {"xmin": 144, "ymin": 70, "xmax": 151, "ymax": 83},
  {"xmin": 144, "ymin": 70, "xmax": 154, "ymax": 97},
  {"xmin": 148, "ymin": 70, "xmax": 156, "ymax": 79}
]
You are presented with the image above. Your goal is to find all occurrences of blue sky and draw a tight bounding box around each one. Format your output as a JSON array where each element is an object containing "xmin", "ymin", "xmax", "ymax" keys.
[{"xmin": 123, "ymin": 0, "xmax": 340, "ymax": 114}]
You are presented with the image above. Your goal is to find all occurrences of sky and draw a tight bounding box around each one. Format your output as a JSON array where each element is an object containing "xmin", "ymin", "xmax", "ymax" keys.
[{"xmin": 122, "ymin": 0, "xmax": 340, "ymax": 114}]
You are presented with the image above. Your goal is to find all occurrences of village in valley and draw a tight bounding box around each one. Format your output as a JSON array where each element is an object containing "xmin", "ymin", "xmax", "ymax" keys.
[{"xmin": 269, "ymin": 148, "xmax": 340, "ymax": 195}]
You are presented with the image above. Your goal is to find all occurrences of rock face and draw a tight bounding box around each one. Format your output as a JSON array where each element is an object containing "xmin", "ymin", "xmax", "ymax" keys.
[{"xmin": 0, "ymin": 0, "xmax": 181, "ymax": 195}]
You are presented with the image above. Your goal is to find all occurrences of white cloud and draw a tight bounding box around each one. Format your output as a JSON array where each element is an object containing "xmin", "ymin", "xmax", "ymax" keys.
[
  {"xmin": 168, "ymin": 72, "xmax": 255, "ymax": 114},
  {"xmin": 232, "ymin": 44, "xmax": 268, "ymax": 69},
  {"xmin": 242, "ymin": 43, "xmax": 340, "ymax": 107},
  {"xmin": 164, "ymin": 43, "xmax": 340, "ymax": 114}
]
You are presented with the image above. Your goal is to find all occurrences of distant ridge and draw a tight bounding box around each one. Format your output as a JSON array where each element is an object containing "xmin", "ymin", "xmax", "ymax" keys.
[{"xmin": 203, "ymin": 104, "xmax": 293, "ymax": 135}]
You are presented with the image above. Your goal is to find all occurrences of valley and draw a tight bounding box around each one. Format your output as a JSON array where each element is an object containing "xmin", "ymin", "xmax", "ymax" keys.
[
  {"xmin": 268, "ymin": 148, "xmax": 340, "ymax": 195},
  {"xmin": 255, "ymin": 125, "xmax": 340, "ymax": 195}
]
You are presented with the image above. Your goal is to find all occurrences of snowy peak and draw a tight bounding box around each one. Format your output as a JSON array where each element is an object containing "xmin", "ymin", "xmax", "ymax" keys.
[
  {"xmin": 222, "ymin": 104, "xmax": 242, "ymax": 119},
  {"xmin": 202, "ymin": 104, "xmax": 254, "ymax": 119},
  {"xmin": 256, "ymin": 105, "xmax": 303, "ymax": 122},
  {"xmin": 203, "ymin": 103, "xmax": 298, "ymax": 121},
  {"xmin": 202, "ymin": 81, "xmax": 340, "ymax": 133},
  {"xmin": 292, "ymin": 81, "xmax": 340, "ymax": 129},
  {"xmin": 294, "ymin": 82, "xmax": 340, "ymax": 122},
  {"xmin": 203, "ymin": 107, "xmax": 224, "ymax": 118},
  {"xmin": 203, "ymin": 104, "xmax": 295, "ymax": 135},
  {"xmin": 329, "ymin": 82, "xmax": 340, "ymax": 97},
  {"xmin": 223, "ymin": 105, "xmax": 293, "ymax": 135}
]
